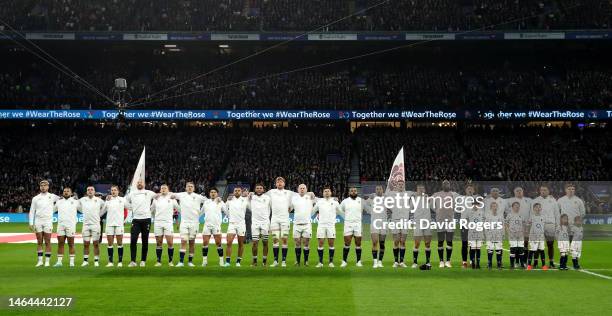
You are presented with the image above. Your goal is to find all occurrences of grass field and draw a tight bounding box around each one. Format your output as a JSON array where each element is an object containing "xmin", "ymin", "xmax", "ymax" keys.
[{"xmin": 1, "ymin": 223, "xmax": 611, "ymax": 315}]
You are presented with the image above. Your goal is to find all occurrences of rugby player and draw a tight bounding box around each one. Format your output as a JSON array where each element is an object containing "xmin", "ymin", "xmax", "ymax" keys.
[
  {"xmin": 313, "ymin": 187, "xmax": 341, "ymax": 268},
  {"xmin": 102, "ymin": 185, "xmax": 129, "ymax": 267},
  {"xmin": 29, "ymin": 180, "xmax": 59, "ymax": 267},
  {"xmin": 79, "ymin": 186, "xmax": 105, "ymax": 267},
  {"xmin": 291, "ymin": 184, "xmax": 316, "ymax": 266},
  {"xmin": 339, "ymin": 187, "xmax": 364, "ymax": 268},
  {"xmin": 53, "ymin": 187, "xmax": 78, "ymax": 267}
]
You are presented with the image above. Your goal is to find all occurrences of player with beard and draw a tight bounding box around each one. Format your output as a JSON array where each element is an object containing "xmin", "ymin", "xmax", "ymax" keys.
[
  {"xmin": 340, "ymin": 187, "xmax": 364, "ymax": 268},
  {"xmin": 432, "ymin": 180, "xmax": 459, "ymax": 268},
  {"xmin": 53, "ymin": 187, "xmax": 78, "ymax": 267},
  {"xmin": 225, "ymin": 187, "xmax": 248, "ymax": 267},
  {"xmin": 125, "ymin": 180, "xmax": 156, "ymax": 267}
]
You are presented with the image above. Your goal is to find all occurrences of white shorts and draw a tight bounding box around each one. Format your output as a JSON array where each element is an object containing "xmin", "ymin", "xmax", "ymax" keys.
[
  {"xmin": 252, "ymin": 222, "xmax": 270, "ymax": 241},
  {"xmin": 529, "ymin": 240, "xmax": 545, "ymax": 251},
  {"xmin": 56, "ymin": 224, "xmax": 75, "ymax": 237},
  {"xmin": 35, "ymin": 222, "xmax": 53, "ymax": 234},
  {"xmin": 82, "ymin": 224, "xmax": 101, "ymax": 242},
  {"xmin": 270, "ymin": 219, "xmax": 290, "ymax": 238},
  {"xmin": 292, "ymin": 223, "xmax": 312, "ymax": 239},
  {"xmin": 202, "ymin": 224, "xmax": 221, "ymax": 236},
  {"xmin": 316, "ymin": 224, "xmax": 336, "ymax": 239},
  {"xmin": 558, "ymin": 240, "xmax": 570, "ymax": 253},
  {"xmin": 469, "ymin": 240, "xmax": 483, "ymax": 248},
  {"xmin": 390, "ymin": 219, "xmax": 409, "ymax": 235},
  {"xmin": 180, "ymin": 222, "xmax": 199, "ymax": 240},
  {"xmin": 509, "ymin": 239, "xmax": 524, "ymax": 248},
  {"xmin": 106, "ymin": 225, "xmax": 125, "ymax": 236},
  {"xmin": 370, "ymin": 222, "xmax": 389, "ymax": 235},
  {"xmin": 153, "ymin": 222, "xmax": 173, "ymax": 237},
  {"xmin": 227, "ymin": 222, "xmax": 246, "ymax": 237},
  {"xmin": 570, "ymin": 241, "xmax": 582, "ymax": 258},
  {"xmin": 343, "ymin": 222, "xmax": 362, "ymax": 237},
  {"xmin": 413, "ymin": 227, "xmax": 432, "ymax": 237},
  {"xmin": 486, "ymin": 241, "xmax": 503, "ymax": 251}
]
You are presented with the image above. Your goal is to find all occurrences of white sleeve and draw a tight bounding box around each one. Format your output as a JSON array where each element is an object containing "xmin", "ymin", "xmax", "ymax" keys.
[
  {"xmin": 100, "ymin": 202, "xmax": 108, "ymax": 217},
  {"xmin": 29, "ymin": 197, "xmax": 36, "ymax": 225}
]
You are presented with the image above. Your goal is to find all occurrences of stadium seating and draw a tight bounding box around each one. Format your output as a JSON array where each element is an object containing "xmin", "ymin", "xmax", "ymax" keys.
[
  {"xmin": 2, "ymin": 58, "xmax": 612, "ymax": 110},
  {"xmin": 3, "ymin": 0, "xmax": 610, "ymax": 31},
  {"xmin": 1, "ymin": 123, "xmax": 609, "ymax": 213}
]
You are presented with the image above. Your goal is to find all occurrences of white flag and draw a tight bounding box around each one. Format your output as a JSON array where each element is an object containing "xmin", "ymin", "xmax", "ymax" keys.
[
  {"xmin": 386, "ymin": 147, "xmax": 405, "ymax": 192},
  {"xmin": 129, "ymin": 147, "xmax": 146, "ymax": 193}
]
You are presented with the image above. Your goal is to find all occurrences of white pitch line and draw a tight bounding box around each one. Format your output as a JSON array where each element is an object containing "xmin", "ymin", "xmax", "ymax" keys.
[{"xmin": 579, "ymin": 269, "xmax": 612, "ymax": 280}]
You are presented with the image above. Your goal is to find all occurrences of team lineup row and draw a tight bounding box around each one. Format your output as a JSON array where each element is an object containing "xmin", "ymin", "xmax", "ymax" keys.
[{"xmin": 28, "ymin": 178, "xmax": 586, "ymax": 271}]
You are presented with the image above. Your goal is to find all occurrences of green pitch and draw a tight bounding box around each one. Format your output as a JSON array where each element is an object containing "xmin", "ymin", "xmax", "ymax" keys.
[{"xmin": 1, "ymin": 223, "xmax": 611, "ymax": 315}]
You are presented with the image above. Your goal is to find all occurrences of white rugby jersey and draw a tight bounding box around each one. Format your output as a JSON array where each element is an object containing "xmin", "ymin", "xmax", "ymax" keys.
[
  {"xmin": 152, "ymin": 195, "xmax": 179, "ymax": 224},
  {"xmin": 432, "ymin": 190, "xmax": 460, "ymax": 222},
  {"xmin": 365, "ymin": 193, "xmax": 388, "ymax": 224},
  {"xmin": 126, "ymin": 189, "xmax": 156, "ymax": 220},
  {"xmin": 557, "ymin": 195, "xmax": 585, "ymax": 224},
  {"xmin": 291, "ymin": 193, "xmax": 316, "ymax": 224},
  {"xmin": 226, "ymin": 196, "xmax": 248, "ymax": 224},
  {"xmin": 340, "ymin": 197, "xmax": 363, "ymax": 224},
  {"xmin": 174, "ymin": 192, "xmax": 207, "ymax": 223},
  {"xmin": 29, "ymin": 192, "xmax": 60, "ymax": 225},
  {"xmin": 313, "ymin": 198, "xmax": 341, "ymax": 226},
  {"xmin": 506, "ymin": 212, "xmax": 526, "ymax": 240},
  {"xmin": 202, "ymin": 199, "xmax": 225, "ymax": 227},
  {"xmin": 484, "ymin": 211, "xmax": 504, "ymax": 242},
  {"xmin": 458, "ymin": 194, "xmax": 482, "ymax": 219},
  {"xmin": 54, "ymin": 197, "xmax": 79, "ymax": 227},
  {"xmin": 250, "ymin": 194, "xmax": 272, "ymax": 224},
  {"xmin": 532, "ymin": 195, "xmax": 560, "ymax": 226},
  {"xmin": 79, "ymin": 196, "xmax": 105, "ymax": 225},
  {"xmin": 412, "ymin": 193, "xmax": 434, "ymax": 221},
  {"xmin": 266, "ymin": 189, "xmax": 294, "ymax": 222},
  {"xmin": 529, "ymin": 214, "xmax": 546, "ymax": 240},
  {"xmin": 387, "ymin": 190, "xmax": 412, "ymax": 220},
  {"xmin": 504, "ymin": 196, "xmax": 531, "ymax": 220},
  {"xmin": 103, "ymin": 196, "xmax": 128, "ymax": 226}
]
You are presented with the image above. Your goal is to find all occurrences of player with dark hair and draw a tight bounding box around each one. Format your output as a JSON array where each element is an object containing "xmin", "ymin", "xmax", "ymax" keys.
[
  {"xmin": 313, "ymin": 186, "xmax": 341, "ymax": 268},
  {"xmin": 29, "ymin": 180, "xmax": 59, "ymax": 267},
  {"xmin": 53, "ymin": 187, "xmax": 78, "ymax": 267},
  {"xmin": 249, "ymin": 183, "xmax": 272, "ymax": 266}
]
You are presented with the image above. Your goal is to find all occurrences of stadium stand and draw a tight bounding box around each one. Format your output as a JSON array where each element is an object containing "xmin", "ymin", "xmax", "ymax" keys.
[
  {"xmin": 1, "ymin": 51, "xmax": 612, "ymax": 110},
  {"xmin": 0, "ymin": 123, "xmax": 609, "ymax": 213},
  {"xmin": 2, "ymin": 0, "xmax": 610, "ymax": 31}
]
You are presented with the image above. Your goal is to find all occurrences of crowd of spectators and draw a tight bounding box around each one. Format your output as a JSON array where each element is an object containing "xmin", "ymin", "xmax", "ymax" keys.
[
  {"xmin": 0, "ymin": 123, "xmax": 119, "ymax": 211},
  {"xmin": 226, "ymin": 126, "xmax": 352, "ymax": 197},
  {"xmin": 2, "ymin": 123, "xmax": 609, "ymax": 212},
  {"xmin": 358, "ymin": 125, "xmax": 612, "ymax": 182},
  {"xmin": 2, "ymin": 0, "xmax": 610, "ymax": 32},
  {"xmin": 2, "ymin": 57, "xmax": 612, "ymax": 110}
]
